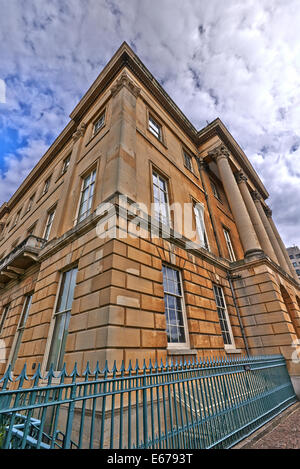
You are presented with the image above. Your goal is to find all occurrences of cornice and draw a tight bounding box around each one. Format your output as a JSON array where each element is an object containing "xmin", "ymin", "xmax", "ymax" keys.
[{"xmin": 0, "ymin": 203, "xmax": 9, "ymax": 219}]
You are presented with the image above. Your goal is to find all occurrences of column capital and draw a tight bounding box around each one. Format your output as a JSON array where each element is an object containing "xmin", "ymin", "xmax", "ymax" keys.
[
  {"xmin": 236, "ymin": 170, "xmax": 248, "ymax": 184},
  {"xmin": 264, "ymin": 206, "xmax": 272, "ymax": 217},
  {"xmin": 72, "ymin": 122, "xmax": 86, "ymax": 143},
  {"xmin": 110, "ymin": 71, "xmax": 141, "ymax": 98},
  {"xmin": 208, "ymin": 144, "xmax": 230, "ymax": 163},
  {"xmin": 251, "ymin": 190, "xmax": 262, "ymax": 202}
]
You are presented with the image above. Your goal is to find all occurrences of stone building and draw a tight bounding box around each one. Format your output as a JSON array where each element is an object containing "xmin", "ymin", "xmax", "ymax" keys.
[
  {"xmin": 287, "ymin": 246, "xmax": 300, "ymax": 282},
  {"xmin": 0, "ymin": 43, "xmax": 300, "ymax": 393}
]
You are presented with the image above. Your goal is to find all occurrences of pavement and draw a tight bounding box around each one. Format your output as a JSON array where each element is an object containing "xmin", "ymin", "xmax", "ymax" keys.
[{"xmin": 232, "ymin": 401, "xmax": 300, "ymax": 449}]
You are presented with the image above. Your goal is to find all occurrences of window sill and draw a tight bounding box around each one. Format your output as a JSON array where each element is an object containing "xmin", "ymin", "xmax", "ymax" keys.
[
  {"xmin": 148, "ymin": 131, "xmax": 168, "ymax": 150},
  {"xmin": 85, "ymin": 126, "xmax": 109, "ymax": 148},
  {"xmin": 184, "ymin": 164, "xmax": 198, "ymax": 178},
  {"xmin": 167, "ymin": 348, "xmax": 197, "ymax": 356},
  {"xmin": 225, "ymin": 348, "xmax": 242, "ymax": 354}
]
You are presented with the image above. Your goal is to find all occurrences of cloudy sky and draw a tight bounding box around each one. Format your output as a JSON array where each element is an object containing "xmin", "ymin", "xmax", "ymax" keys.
[{"xmin": 0, "ymin": 0, "xmax": 300, "ymax": 247}]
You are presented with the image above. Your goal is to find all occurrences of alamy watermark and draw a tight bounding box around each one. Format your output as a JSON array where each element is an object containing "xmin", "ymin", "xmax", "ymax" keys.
[
  {"xmin": 95, "ymin": 195, "xmax": 207, "ymax": 250},
  {"xmin": 0, "ymin": 79, "xmax": 6, "ymax": 103}
]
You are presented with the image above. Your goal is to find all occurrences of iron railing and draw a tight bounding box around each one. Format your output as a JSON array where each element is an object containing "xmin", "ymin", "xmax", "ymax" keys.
[{"xmin": 0, "ymin": 354, "xmax": 297, "ymax": 449}]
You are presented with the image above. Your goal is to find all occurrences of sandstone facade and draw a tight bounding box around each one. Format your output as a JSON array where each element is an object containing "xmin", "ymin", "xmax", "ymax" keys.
[{"xmin": 0, "ymin": 43, "xmax": 299, "ymax": 391}]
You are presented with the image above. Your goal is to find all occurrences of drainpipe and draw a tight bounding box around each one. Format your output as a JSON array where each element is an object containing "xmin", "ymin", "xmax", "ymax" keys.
[{"xmin": 227, "ymin": 273, "xmax": 250, "ymax": 357}]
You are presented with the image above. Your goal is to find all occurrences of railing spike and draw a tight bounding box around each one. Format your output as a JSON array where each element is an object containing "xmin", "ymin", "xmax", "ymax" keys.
[
  {"xmin": 45, "ymin": 363, "xmax": 55, "ymax": 383},
  {"xmin": 120, "ymin": 360, "xmax": 125, "ymax": 374},
  {"xmin": 31, "ymin": 363, "xmax": 42, "ymax": 385},
  {"xmin": 102, "ymin": 360, "xmax": 109, "ymax": 374},
  {"xmin": 16, "ymin": 363, "xmax": 28, "ymax": 387},
  {"xmin": 70, "ymin": 362, "xmax": 80, "ymax": 381},
  {"xmin": 0, "ymin": 364, "xmax": 13, "ymax": 389},
  {"xmin": 127, "ymin": 360, "xmax": 133, "ymax": 373},
  {"xmin": 58, "ymin": 363, "xmax": 67, "ymax": 382},
  {"xmin": 134, "ymin": 359, "xmax": 140, "ymax": 372},
  {"xmin": 142, "ymin": 359, "xmax": 147, "ymax": 372},
  {"xmin": 83, "ymin": 361, "xmax": 92, "ymax": 379},
  {"xmin": 112, "ymin": 360, "xmax": 118, "ymax": 374}
]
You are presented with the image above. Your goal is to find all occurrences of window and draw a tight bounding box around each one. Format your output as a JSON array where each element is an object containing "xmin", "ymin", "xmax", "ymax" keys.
[
  {"xmin": 26, "ymin": 194, "xmax": 35, "ymax": 213},
  {"xmin": 62, "ymin": 155, "xmax": 71, "ymax": 174},
  {"xmin": 47, "ymin": 267, "xmax": 78, "ymax": 370},
  {"xmin": 289, "ymin": 255, "xmax": 295, "ymax": 259},
  {"xmin": 0, "ymin": 304, "xmax": 10, "ymax": 335},
  {"xmin": 296, "ymin": 269, "xmax": 300, "ymax": 276},
  {"xmin": 213, "ymin": 285, "xmax": 234, "ymax": 347},
  {"xmin": 296, "ymin": 254, "xmax": 300, "ymax": 259},
  {"xmin": 93, "ymin": 113, "xmax": 105, "ymax": 135},
  {"xmin": 293, "ymin": 262, "xmax": 297, "ymax": 267},
  {"xmin": 42, "ymin": 176, "xmax": 51, "ymax": 195},
  {"xmin": 44, "ymin": 208, "xmax": 56, "ymax": 241},
  {"xmin": 223, "ymin": 228, "xmax": 236, "ymax": 261},
  {"xmin": 210, "ymin": 179, "xmax": 221, "ymax": 200},
  {"xmin": 149, "ymin": 115, "xmax": 162, "ymax": 141},
  {"xmin": 10, "ymin": 295, "xmax": 32, "ymax": 368},
  {"xmin": 152, "ymin": 171, "xmax": 170, "ymax": 226},
  {"xmin": 193, "ymin": 203, "xmax": 209, "ymax": 250},
  {"xmin": 77, "ymin": 169, "xmax": 96, "ymax": 223},
  {"xmin": 13, "ymin": 210, "xmax": 21, "ymax": 227},
  {"xmin": 162, "ymin": 265, "xmax": 188, "ymax": 347},
  {"xmin": 183, "ymin": 150, "xmax": 193, "ymax": 172}
]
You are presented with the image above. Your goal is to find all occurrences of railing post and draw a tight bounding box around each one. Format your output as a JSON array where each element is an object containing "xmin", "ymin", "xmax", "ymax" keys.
[
  {"xmin": 62, "ymin": 365, "xmax": 78, "ymax": 449},
  {"xmin": 142, "ymin": 360, "xmax": 148, "ymax": 448}
]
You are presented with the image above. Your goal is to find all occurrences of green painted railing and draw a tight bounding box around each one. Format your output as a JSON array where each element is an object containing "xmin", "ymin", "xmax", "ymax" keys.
[{"xmin": 0, "ymin": 354, "xmax": 297, "ymax": 449}]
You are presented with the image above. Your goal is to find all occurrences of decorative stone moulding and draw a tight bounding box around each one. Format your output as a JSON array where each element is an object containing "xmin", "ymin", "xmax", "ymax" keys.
[
  {"xmin": 235, "ymin": 170, "xmax": 248, "ymax": 184},
  {"xmin": 72, "ymin": 122, "xmax": 86, "ymax": 142},
  {"xmin": 110, "ymin": 71, "xmax": 141, "ymax": 98},
  {"xmin": 251, "ymin": 190, "xmax": 262, "ymax": 202},
  {"xmin": 208, "ymin": 144, "xmax": 230, "ymax": 162},
  {"xmin": 264, "ymin": 206, "xmax": 273, "ymax": 217}
]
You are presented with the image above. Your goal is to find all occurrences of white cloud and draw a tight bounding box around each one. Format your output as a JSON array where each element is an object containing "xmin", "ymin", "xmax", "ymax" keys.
[{"xmin": 0, "ymin": 0, "xmax": 300, "ymax": 247}]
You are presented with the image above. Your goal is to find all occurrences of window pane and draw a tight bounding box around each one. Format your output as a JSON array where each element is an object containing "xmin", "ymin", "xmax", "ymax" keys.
[
  {"xmin": 194, "ymin": 204, "xmax": 209, "ymax": 249},
  {"xmin": 149, "ymin": 117, "xmax": 161, "ymax": 139},
  {"xmin": 152, "ymin": 172, "xmax": 170, "ymax": 226},
  {"xmin": 184, "ymin": 152, "xmax": 192, "ymax": 171},
  {"xmin": 224, "ymin": 229, "xmax": 236, "ymax": 261},
  {"xmin": 0, "ymin": 304, "xmax": 10, "ymax": 334},
  {"xmin": 213, "ymin": 285, "xmax": 233, "ymax": 346},
  {"xmin": 47, "ymin": 267, "xmax": 77, "ymax": 370},
  {"xmin": 78, "ymin": 171, "xmax": 96, "ymax": 222},
  {"xmin": 162, "ymin": 266, "xmax": 186, "ymax": 345}
]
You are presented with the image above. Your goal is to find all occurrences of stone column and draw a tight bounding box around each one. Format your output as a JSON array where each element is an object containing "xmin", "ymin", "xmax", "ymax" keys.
[
  {"xmin": 236, "ymin": 171, "xmax": 278, "ymax": 263},
  {"xmin": 208, "ymin": 145, "xmax": 262, "ymax": 258},
  {"xmin": 252, "ymin": 192, "xmax": 291, "ymax": 274},
  {"xmin": 265, "ymin": 207, "xmax": 299, "ymax": 281}
]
